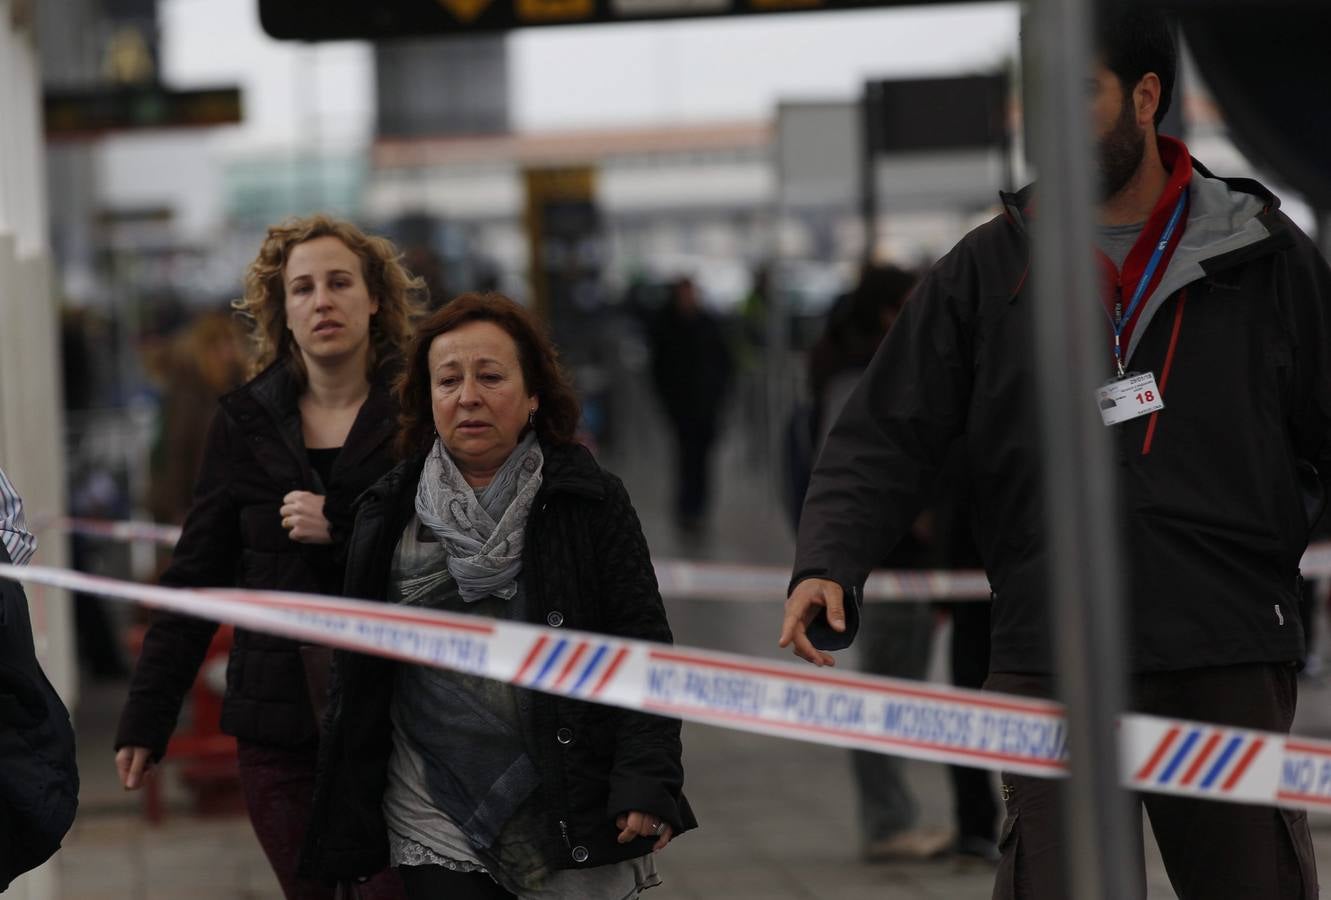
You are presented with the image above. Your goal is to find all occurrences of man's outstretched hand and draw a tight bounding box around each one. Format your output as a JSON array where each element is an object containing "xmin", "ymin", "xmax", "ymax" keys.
[{"xmin": 779, "ymin": 577, "xmax": 844, "ymax": 667}]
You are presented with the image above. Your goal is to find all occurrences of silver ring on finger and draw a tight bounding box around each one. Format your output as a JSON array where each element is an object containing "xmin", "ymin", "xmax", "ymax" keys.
[{"xmin": 652, "ymin": 820, "xmax": 664, "ymax": 835}]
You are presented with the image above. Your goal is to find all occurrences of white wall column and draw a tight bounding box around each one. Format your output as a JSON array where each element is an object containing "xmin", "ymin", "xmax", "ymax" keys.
[{"xmin": 0, "ymin": 3, "xmax": 74, "ymax": 895}]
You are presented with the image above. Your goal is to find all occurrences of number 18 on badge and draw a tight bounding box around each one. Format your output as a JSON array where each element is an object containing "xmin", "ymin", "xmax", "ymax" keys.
[{"xmin": 1096, "ymin": 372, "xmax": 1163, "ymax": 427}]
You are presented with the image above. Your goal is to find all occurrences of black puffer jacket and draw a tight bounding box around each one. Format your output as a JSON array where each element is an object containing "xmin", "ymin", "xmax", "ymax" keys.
[
  {"xmin": 300, "ymin": 442, "xmax": 696, "ymax": 881},
  {"xmin": 116, "ymin": 359, "xmax": 399, "ymax": 757}
]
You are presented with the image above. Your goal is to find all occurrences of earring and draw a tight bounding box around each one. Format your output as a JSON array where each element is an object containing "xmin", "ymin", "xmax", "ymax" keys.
[{"xmin": 528, "ymin": 408, "xmax": 536, "ymax": 427}]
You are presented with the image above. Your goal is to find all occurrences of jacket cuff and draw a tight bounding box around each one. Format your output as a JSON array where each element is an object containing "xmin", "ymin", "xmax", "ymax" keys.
[
  {"xmin": 605, "ymin": 777, "xmax": 684, "ymax": 832},
  {"xmin": 113, "ymin": 706, "xmax": 173, "ymax": 762}
]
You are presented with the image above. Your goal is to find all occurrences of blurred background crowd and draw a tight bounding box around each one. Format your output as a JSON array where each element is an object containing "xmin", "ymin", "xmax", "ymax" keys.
[{"xmin": 2, "ymin": 0, "xmax": 1330, "ymax": 897}]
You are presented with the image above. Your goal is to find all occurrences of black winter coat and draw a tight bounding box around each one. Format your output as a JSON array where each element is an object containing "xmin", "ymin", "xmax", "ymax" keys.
[
  {"xmin": 301, "ymin": 442, "xmax": 696, "ymax": 881},
  {"xmin": 795, "ymin": 160, "xmax": 1331, "ymax": 675},
  {"xmin": 0, "ymin": 545, "xmax": 78, "ymax": 891},
  {"xmin": 116, "ymin": 359, "xmax": 400, "ymax": 757}
]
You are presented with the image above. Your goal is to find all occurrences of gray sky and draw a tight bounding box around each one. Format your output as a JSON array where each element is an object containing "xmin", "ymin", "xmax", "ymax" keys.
[{"xmin": 157, "ymin": 0, "xmax": 1019, "ymax": 149}]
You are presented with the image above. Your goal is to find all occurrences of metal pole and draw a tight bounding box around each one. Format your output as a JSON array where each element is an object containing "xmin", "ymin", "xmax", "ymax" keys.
[
  {"xmin": 860, "ymin": 81, "xmax": 881, "ymax": 262},
  {"xmin": 1025, "ymin": 1, "xmax": 1140, "ymax": 899}
]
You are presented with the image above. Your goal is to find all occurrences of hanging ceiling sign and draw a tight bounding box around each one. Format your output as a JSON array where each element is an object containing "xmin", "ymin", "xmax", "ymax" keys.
[
  {"xmin": 44, "ymin": 86, "xmax": 242, "ymax": 140},
  {"xmin": 255, "ymin": 0, "xmax": 965, "ymax": 38},
  {"xmin": 260, "ymin": 0, "xmax": 1330, "ymax": 39}
]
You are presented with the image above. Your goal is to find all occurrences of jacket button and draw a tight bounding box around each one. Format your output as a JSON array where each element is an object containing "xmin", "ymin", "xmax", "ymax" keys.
[
  {"xmin": 571, "ymin": 846, "xmax": 589, "ymax": 863},
  {"xmin": 547, "ymin": 611, "xmax": 564, "ymax": 628},
  {"xmin": 556, "ymin": 727, "xmax": 573, "ymax": 745}
]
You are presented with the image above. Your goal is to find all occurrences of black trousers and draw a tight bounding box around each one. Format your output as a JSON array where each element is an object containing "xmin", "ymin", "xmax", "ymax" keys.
[
  {"xmin": 987, "ymin": 664, "xmax": 1319, "ymax": 900},
  {"xmin": 669, "ymin": 415, "xmax": 717, "ymax": 523},
  {"xmin": 398, "ymin": 865, "xmax": 515, "ymax": 900}
]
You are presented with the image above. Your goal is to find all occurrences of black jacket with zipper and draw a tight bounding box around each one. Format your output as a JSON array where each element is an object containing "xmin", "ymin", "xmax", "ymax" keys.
[
  {"xmin": 115, "ymin": 359, "xmax": 400, "ymax": 757},
  {"xmin": 299, "ymin": 441, "xmax": 696, "ymax": 882},
  {"xmin": 793, "ymin": 160, "xmax": 1331, "ymax": 675}
]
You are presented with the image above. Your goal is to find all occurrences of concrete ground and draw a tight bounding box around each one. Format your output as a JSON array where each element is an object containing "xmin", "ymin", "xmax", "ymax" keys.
[{"xmin": 42, "ymin": 372, "xmax": 1331, "ymax": 898}]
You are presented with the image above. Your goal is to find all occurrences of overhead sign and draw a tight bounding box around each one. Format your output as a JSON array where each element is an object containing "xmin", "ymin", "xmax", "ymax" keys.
[
  {"xmin": 44, "ymin": 86, "xmax": 242, "ymax": 140},
  {"xmin": 436, "ymin": 0, "xmax": 493, "ymax": 22},
  {"xmin": 259, "ymin": 0, "xmax": 953, "ymax": 37},
  {"xmin": 259, "ymin": 0, "xmax": 1328, "ymax": 38},
  {"xmin": 865, "ymin": 74, "xmax": 1008, "ymax": 155}
]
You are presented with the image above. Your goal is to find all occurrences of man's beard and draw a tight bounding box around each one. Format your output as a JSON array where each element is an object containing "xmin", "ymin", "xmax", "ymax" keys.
[{"xmin": 1097, "ymin": 94, "xmax": 1147, "ymax": 201}]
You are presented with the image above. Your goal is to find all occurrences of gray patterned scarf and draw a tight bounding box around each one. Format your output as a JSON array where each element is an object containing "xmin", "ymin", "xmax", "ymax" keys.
[{"xmin": 414, "ymin": 432, "xmax": 544, "ymax": 603}]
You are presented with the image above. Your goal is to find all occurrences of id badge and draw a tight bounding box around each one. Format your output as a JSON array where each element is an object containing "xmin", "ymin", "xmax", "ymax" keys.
[{"xmin": 1095, "ymin": 372, "xmax": 1164, "ymax": 426}]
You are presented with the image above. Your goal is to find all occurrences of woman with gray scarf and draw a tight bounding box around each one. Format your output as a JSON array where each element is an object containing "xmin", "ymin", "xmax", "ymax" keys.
[{"xmin": 302, "ymin": 293, "xmax": 696, "ymax": 900}]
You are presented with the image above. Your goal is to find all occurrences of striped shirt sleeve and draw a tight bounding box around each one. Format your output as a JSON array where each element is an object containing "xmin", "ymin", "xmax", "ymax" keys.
[{"xmin": 0, "ymin": 465, "xmax": 37, "ymax": 566}]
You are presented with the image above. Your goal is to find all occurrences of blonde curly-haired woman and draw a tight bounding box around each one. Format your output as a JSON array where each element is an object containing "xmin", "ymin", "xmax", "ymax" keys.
[{"xmin": 116, "ymin": 215, "xmax": 423, "ymax": 900}]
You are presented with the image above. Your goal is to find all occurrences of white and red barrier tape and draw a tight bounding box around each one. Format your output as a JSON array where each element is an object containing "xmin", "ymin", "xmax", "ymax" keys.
[
  {"xmin": 32, "ymin": 517, "xmax": 998, "ymax": 601},
  {"xmin": 652, "ymin": 559, "xmax": 993, "ymax": 601},
  {"xmin": 54, "ymin": 517, "xmax": 183, "ymax": 546},
  {"xmin": 39, "ymin": 517, "xmax": 1331, "ymax": 602},
  {"xmin": 4, "ymin": 560, "xmax": 1331, "ymax": 813}
]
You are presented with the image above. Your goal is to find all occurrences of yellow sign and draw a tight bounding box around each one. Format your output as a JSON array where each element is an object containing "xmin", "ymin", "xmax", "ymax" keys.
[
  {"xmin": 435, "ymin": 0, "xmax": 492, "ymax": 22},
  {"xmin": 524, "ymin": 167, "xmax": 598, "ymax": 320},
  {"xmin": 103, "ymin": 26, "xmax": 156, "ymax": 85},
  {"xmin": 516, "ymin": 0, "xmax": 594, "ymax": 22}
]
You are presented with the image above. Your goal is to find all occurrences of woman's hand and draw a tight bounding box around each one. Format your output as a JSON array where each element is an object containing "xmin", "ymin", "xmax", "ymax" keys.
[
  {"xmin": 115, "ymin": 746, "xmax": 154, "ymax": 790},
  {"xmin": 616, "ymin": 811, "xmax": 673, "ymax": 851},
  {"xmin": 280, "ymin": 491, "xmax": 332, "ymax": 544}
]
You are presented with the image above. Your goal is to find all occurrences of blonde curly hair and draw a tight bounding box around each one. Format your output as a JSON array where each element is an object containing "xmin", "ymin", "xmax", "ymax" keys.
[{"xmin": 233, "ymin": 214, "xmax": 425, "ymax": 381}]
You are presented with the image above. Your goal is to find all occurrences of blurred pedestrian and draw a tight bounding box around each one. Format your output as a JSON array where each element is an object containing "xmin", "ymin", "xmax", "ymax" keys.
[
  {"xmin": 649, "ymin": 277, "xmax": 733, "ymax": 535},
  {"xmin": 0, "ymin": 465, "xmax": 78, "ymax": 891},
  {"xmin": 782, "ymin": 11, "xmax": 1328, "ymax": 897},
  {"xmin": 801, "ymin": 265, "xmax": 998, "ymax": 861},
  {"xmin": 114, "ymin": 214, "xmax": 423, "ymax": 900},
  {"xmin": 301, "ymin": 292, "xmax": 695, "ymax": 899},
  {"xmin": 146, "ymin": 309, "xmax": 248, "ymax": 527}
]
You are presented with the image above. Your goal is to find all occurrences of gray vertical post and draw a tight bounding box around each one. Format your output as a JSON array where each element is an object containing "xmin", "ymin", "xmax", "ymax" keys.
[
  {"xmin": 1024, "ymin": 1, "xmax": 1141, "ymax": 899},
  {"xmin": 860, "ymin": 81, "xmax": 882, "ymax": 262}
]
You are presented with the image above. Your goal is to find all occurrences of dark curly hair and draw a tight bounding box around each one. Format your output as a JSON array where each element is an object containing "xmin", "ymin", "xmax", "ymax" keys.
[{"xmin": 395, "ymin": 292, "xmax": 582, "ymax": 458}]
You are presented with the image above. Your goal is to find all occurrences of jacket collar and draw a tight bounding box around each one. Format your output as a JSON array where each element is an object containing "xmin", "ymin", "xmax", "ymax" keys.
[
  {"xmin": 998, "ymin": 145, "xmax": 1286, "ymax": 251},
  {"xmin": 220, "ymin": 358, "xmax": 399, "ymax": 488},
  {"xmin": 219, "ymin": 360, "xmax": 307, "ymax": 481},
  {"xmin": 538, "ymin": 442, "xmax": 606, "ymax": 501},
  {"xmin": 337, "ymin": 375, "xmax": 398, "ymax": 475},
  {"xmin": 999, "ymin": 150, "xmax": 1295, "ymax": 367}
]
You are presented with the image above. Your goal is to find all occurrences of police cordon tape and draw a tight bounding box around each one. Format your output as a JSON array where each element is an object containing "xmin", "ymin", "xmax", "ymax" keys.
[
  {"xmin": 39, "ymin": 516, "xmax": 1331, "ymax": 602},
  {"xmin": 6, "ymin": 560, "xmax": 1331, "ymax": 813},
  {"xmin": 54, "ymin": 516, "xmax": 183, "ymax": 546},
  {"xmin": 41, "ymin": 516, "xmax": 993, "ymax": 600}
]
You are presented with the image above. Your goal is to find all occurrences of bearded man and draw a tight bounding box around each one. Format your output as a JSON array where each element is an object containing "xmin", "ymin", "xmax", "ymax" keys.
[{"xmin": 780, "ymin": 9, "xmax": 1330, "ymax": 899}]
